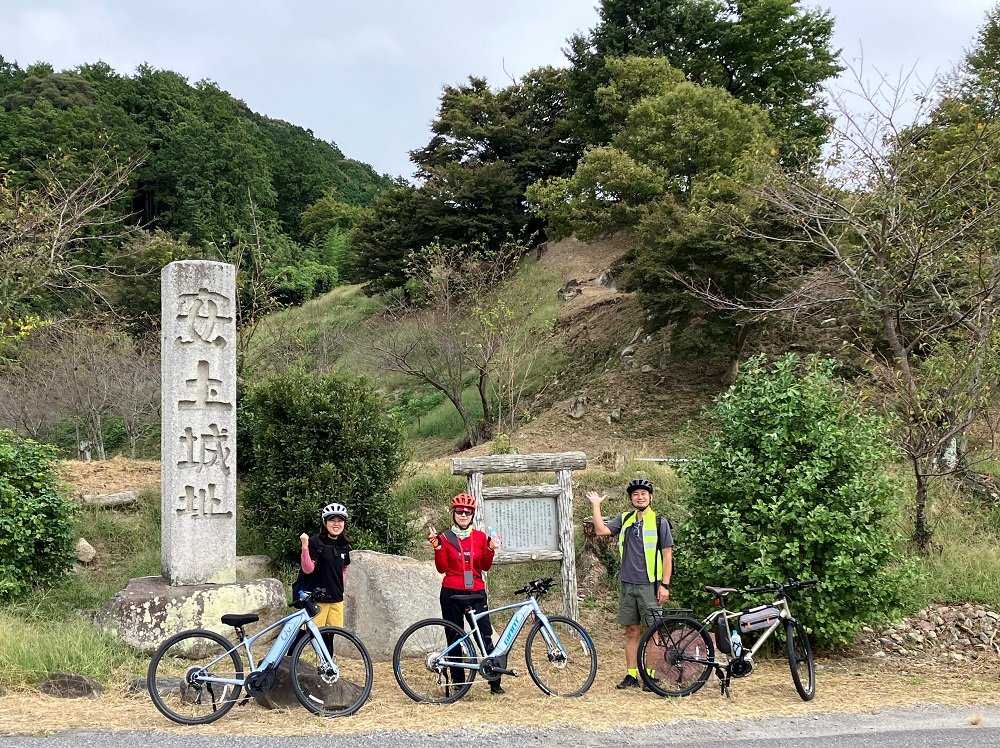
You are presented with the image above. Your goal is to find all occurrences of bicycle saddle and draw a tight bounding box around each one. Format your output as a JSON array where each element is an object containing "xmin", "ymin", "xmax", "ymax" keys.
[
  {"xmin": 704, "ymin": 586, "xmax": 739, "ymax": 596},
  {"xmin": 221, "ymin": 613, "xmax": 259, "ymax": 627},
  {"xmin": 450, "ymin": 593, "xmax": 485, "ymax": 608}
]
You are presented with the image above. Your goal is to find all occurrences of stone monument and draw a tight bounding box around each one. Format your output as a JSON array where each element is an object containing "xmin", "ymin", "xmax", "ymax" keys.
[
  {"xmin": 161, "ymin": 261, "xmax": 237, "ymax": 584},
  {"xmin": 97, "ymin": 260, "xmax": 286, "ymax": 650}
]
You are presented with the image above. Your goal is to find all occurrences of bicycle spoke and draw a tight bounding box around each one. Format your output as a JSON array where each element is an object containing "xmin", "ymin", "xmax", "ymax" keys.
[
  {"xmin": 147, "ymin": 630, "xmax": 244, "ymax": 725},
  {"xmin": 290, "ymin": 626, "xmax": 373, "ymax": 717},
  {"xmin": 638, "ymin": 617, "xmax": 713, "ymax": 697},
  {"xmin": 525, "ymin": 616, "xmax": 597, "ymax": 697},
  {"xmin": 392, "ymin": 619, "xmax": 477, "ymax": 703}
]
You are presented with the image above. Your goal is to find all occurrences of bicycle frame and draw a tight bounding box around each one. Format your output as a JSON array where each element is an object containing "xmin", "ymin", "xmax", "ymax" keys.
[
  {"xmin": 192, "ymin": 608, "xmax": 335, "ymax": 689},
  {"xmin": 705, "ymin": 595, "xmax": 793, "ymax": 661},
  {"xmin": 436, "ymin": 595, "xmax": 564, "ymax": 676}
]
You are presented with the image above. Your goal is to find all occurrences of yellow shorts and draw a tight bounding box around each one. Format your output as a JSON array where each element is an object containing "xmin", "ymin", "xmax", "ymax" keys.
[{"xmin": 312, "ymin": 601, "xmax": 344, "ymax": 628}]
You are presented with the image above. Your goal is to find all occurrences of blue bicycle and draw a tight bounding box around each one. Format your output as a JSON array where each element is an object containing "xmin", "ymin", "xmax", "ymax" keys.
[
  {"xmin": 147, "ymin": 588, "xmax": 373, "ymax": 724},
  {"xmin": 392, "ymin": 577, "xmax": 597, "ymax": 702}
]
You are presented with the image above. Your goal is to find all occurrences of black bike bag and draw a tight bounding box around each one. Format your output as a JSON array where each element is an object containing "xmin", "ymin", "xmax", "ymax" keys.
[{"xmin": 714, "ymin": 616, "xmax": 732, "ymax": 655}]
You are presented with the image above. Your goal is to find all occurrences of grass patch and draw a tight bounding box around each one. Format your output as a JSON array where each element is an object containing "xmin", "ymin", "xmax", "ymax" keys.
[
  {"xmin": 0, "ymin": 609, "xmax": 145, "ymax": 688},
  {"xmin": 914, "ymin": 485, "xmax": 1000, "ymax": 608}
]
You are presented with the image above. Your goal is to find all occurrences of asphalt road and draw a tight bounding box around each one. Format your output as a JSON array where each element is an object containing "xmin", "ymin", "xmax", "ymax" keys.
[{"xmin": 3, "ymin": 705, "xmax": 999, "ymax": 748}]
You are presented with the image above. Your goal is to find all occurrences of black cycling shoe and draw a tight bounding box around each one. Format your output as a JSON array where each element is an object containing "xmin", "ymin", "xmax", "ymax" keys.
[
  {"xmin": 490, "ymin": 684, "xmax": 506, "ymax": 695},
  {"xmin": 616, "ymin": 674, "xmax": 640, "ymax": 689},
  {"xmin": 641, "ymin": 676, "xmax": 660, "ymax": 692}
]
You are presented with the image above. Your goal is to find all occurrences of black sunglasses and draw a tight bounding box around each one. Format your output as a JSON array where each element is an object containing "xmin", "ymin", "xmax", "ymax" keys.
[{"xmin": 453, "ymin": 508, "xmax": 474, "ymax": 516}]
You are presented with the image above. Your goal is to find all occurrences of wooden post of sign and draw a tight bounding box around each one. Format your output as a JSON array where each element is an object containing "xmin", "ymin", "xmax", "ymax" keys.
[{"xmin": 451, "ymin": 451, "xmax": 587, "ymax": 621}]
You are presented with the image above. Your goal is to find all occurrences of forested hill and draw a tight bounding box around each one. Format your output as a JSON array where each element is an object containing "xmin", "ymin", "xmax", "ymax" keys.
[{"xmin": 0, "ymin": 56, "xmax": 394, "ymax": 321}]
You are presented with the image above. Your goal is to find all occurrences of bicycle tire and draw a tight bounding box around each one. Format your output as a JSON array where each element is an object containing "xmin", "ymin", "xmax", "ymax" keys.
[
  {"xmin": 289, "ymin": 625, "xmax": 373, "ymax": 717},
  {"xmin": 638, "ymin": 616, "xmax": 714, "ymax": 697},
  {"xmin": 392, "ymin": 618, "xmax": 477, "ymax": 703},
  {"xmin": 785, "ymin": 619, "xmax": 816, "ymax": 701},
  {"xmin": 147, "ymin": 629, "xmax": 244, "ymax": 725},
  {"xmin": 524, "ymin": 615, "xmax": 597, "ymax": 697}
]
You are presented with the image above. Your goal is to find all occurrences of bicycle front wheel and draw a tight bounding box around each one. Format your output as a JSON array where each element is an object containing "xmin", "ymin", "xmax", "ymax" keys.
[
  {"xmin": 524, "ymin": 616, "xmax": 597, "ymax": 697},
  {"xmin": 638, "ymin": 616, "xmax": 714, "ymax": 697},
  {"xmin": 290, "ymin": 626, "xmax": 374, "ymax": 717},
  {"xmin": 392, "ymin": 618, "xmax": 477, "ymax": 703},
  {"xmin": 147, "ymin": 629, "xmax": 244, "ymax": 725},
  {"xmin": 785, "ymin": 619, "xmax": 816, "ymax": 701}
]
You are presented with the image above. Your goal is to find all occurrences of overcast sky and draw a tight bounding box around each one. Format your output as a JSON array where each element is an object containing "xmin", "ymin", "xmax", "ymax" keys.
[{"xmin": 0, "ymin": 1, "xmax": 994, "ymax": 180}]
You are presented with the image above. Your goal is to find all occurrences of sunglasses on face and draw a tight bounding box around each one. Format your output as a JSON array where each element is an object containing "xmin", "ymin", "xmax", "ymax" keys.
[{"xmin": 453, "ymin": 508, "xmax": 474, "ymax": 516}]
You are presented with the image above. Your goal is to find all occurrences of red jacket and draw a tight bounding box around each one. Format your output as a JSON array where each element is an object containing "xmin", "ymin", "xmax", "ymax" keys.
[{"xmin": 434, "ymin": 529, "xmax": 495, "ymax": 591}]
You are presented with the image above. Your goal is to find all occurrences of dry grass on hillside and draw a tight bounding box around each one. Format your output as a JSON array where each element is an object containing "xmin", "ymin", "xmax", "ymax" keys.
[{"xmin": 59, "ymin": 456, "xmax": 160, "ymax": 496}]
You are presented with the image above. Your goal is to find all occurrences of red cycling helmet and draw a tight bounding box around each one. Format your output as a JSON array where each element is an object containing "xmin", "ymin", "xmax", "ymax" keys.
[{"xmin": 451, "ymin": 493, "xmax": 477, "ymax": 511}]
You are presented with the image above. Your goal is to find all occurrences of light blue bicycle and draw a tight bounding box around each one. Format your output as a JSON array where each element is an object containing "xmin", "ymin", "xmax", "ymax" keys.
[
  {"xmin": 147, "ymin": 588, "xmax": 373, "ymax": 724},
  {"xmin": 392, "ymin": 577, "xmax": 597, "ymax": 702}
]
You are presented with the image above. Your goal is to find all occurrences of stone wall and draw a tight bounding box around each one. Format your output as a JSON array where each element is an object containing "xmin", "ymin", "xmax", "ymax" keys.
[{"xmin": 858, "ymin": 603, "xmax": 1000, "ymax": 663}]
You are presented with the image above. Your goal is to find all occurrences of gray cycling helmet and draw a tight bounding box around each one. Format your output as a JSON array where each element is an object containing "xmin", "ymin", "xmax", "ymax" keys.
[
  {"xmin": 321, "ymin": 502, "xmax": 349, "ymax": 521},
  {"xmin": 626, "ymin": 478, "xmax": 654, "ymax": 496}
]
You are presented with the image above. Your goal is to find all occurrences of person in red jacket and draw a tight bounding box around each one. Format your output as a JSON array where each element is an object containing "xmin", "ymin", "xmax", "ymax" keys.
[{"xmin": 427, "ymin": 492, "xmax": 503, "ymax": 695}]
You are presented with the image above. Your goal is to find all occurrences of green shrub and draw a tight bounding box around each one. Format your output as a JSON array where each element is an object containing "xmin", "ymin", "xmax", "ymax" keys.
[
  {"xmin": 675, "ymin": 354, "xmax": 918, "ymax": 647},
  {"xmin": 0, "ymin": 430, "xmax": 78, "ymax": 599},
  {"xmin": 240, "ymin": 369, "xmax": 411, "ymax": 560}
]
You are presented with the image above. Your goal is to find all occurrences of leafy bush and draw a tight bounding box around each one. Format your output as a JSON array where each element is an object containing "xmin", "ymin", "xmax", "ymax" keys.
[
  {"xmin": 675, "ymin": 354, "xmax": 918, "ymax": 647},
  {"xmin": 240, "ymin": 369, "xmax": 411, "ymax": 560},
  {"xmin": 0, "ymin": 430, "xmax": 78, "ymax": 599}
]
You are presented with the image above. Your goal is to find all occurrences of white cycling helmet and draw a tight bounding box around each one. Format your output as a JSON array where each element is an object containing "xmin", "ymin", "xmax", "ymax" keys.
[{"xmin": 321, "ymin": 502, "xmax": 349, "ymax": 521}]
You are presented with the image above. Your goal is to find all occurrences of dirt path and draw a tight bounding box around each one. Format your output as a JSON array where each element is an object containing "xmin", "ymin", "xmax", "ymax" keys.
[{"xmin": 2, "ymin": 647, "xmax": 998, "ymax": 737}]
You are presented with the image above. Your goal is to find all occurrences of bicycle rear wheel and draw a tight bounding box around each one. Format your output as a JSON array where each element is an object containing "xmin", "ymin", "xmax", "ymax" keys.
[
  {"xmin": 785, "ymin": 619, "xmax": 815, "ymax": 701},
  {"xmin": 524, "ymin": 616, "xmax": 597, "ymax": 697},
  {"xmin": 392, "ymin": 618, "xmax": 477, "ymax": 703},
  {"xmin": 147, "ymin": 629, "xmax": 244, "ymax": 725},
  {"xmin": 638, "ymin": 616, "xmax": 714, "ymax": 697},
  {"xmin": 290, "ymin": 626, "xmax": 374, "ymax": 717}
]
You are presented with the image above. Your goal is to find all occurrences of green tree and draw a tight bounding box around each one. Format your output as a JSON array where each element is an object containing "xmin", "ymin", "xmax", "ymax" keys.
[
  {"xmin": 567, "ymin": 0, "xmax": 841, "ymax": 163},
  {"xmin": 240, "ymin": 369, "xmax": 410, "ymax": 560},
  {"xmin": 677, "ymin": 354, "xmax": 917, "ymax": 647},
  {"xmin": 753, "ymin": 78, "xmax": 1000, "ymax": 549},
  {"xmin": 353, "ymin": 68, "xmax": 578, "ymax": 293},
  {"xmin": 529, "ymin": 59, "xmax": 811, "ymax": 379},
  {"xmin": 947, "ymin": 3, "xmax": 1000, "ymax": 118},
  {"xmin": 0, "ymin": 430, "xmax": 78, "ymax": 599}
]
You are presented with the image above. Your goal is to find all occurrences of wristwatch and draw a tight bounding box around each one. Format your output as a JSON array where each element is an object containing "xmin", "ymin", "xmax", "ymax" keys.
[{"xmin": 661, "ymin": 582, "xmax": 670, "ymax": 590}]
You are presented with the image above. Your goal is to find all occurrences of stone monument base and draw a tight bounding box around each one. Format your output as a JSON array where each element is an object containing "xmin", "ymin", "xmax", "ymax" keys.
[{"xmin": 97, "ymin": 575, "xmax": 288, "ymax": 655}]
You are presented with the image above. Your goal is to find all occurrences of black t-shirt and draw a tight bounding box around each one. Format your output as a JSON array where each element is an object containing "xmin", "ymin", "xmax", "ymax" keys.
[{"xmin": 293, "ymin": 534, "xmax": 351, "ymax": 603}]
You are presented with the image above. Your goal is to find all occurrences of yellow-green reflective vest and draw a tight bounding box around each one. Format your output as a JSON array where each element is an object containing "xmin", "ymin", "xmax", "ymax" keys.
[{"xmin": 619, "ymin": 510, "xmax": 662, "ymax": 583}]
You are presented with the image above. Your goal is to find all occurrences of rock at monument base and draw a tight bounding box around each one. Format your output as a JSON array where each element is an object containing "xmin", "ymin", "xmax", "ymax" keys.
[
  {"xmin": 97, "ymin": 575, "xmax": 288, "ymax": 654},
  {"xmin": 343, "ymin": 550, "xmax": 442, "ymax": 661},
  {"xmin": 252, "ymin": 658, "xmax": 366, "ymax": 711}
]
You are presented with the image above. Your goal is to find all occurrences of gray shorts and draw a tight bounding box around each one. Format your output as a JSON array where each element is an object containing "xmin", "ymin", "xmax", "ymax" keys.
[{"xmin": 617, "ymin": 581, "xmax": 659, "ymax": 626}]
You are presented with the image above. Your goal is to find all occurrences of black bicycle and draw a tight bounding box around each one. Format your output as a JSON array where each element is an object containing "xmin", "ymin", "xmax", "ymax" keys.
[{"xmin": 638, "ymin": 579, "xmax": 818, "ymax": 701}]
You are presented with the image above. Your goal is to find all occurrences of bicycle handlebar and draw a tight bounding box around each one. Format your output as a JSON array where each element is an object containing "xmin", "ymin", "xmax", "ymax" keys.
[
  {"xmin": 514, "ymin": 577, "xmax": 555, "ymax": 597},
  {"xmin": 742, "ymin": 579, "xmax": 818, "ymax": 595}
]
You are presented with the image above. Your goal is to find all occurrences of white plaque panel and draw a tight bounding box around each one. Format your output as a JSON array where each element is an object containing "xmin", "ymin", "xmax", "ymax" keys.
[{"xmin": 483, "ymin": 498, "xmax": 559, "ymax": 552}]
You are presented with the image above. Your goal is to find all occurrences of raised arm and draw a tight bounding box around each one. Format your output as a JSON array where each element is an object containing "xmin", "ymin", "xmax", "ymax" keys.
[{"xmin": 587, "ymin": 490, "xmax": 613, "ymax": 536}]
